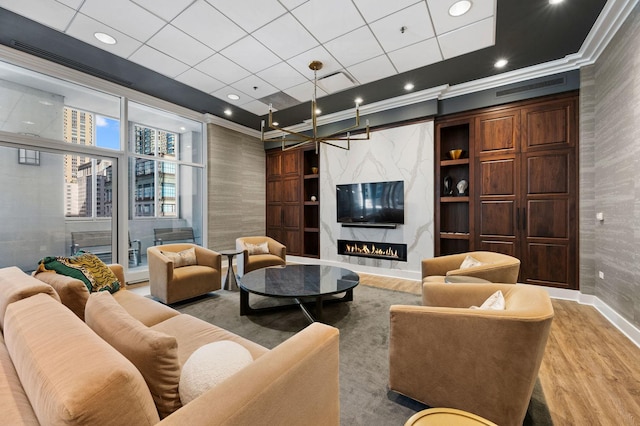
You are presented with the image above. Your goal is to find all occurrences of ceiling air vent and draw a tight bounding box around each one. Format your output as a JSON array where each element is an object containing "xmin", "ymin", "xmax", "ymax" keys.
[
  {"xmin": 496, "ymin": 77, "xmax": 565, "ymax": 97},
  {"xmin": 11, "ymin": 40, "xmax": 134, "ymax": 87},
  {"xmin": 257, "ymin": 91, "xmax": 301, "ymax": 110}
]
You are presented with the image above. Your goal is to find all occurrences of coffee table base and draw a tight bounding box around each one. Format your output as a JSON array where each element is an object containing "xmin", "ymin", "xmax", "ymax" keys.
[{"xmin": 240, "ymin": 288, "xmax": 353, "ymax": 323}]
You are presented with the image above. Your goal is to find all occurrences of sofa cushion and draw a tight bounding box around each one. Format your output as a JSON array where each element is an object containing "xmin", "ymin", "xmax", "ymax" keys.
[
  {"xmin": 0, "ymin": 266, "xmax": 60, "ymax": 331},
  {"xmin": 36, "ymin": 252, "xmax": 120, "ymax": 293},
  {"xmin": 161, "ymin": 247, "xmax": 197, "ymax": 268},
  {"xmin": 85, "ymin": 291, "xmax": 181, "ymax": 418},
  {"xmin": 0, "ymin": 333, "xmax": 39, "ymax": 425},
  {"xmin": 4, "ymin": 293, "xmax": 159, "ymax": 425},
  {"xmin": 179, "ymin": 340, "xmax": 253, "ymax": 405},
  {"xmin": 112, "ymin": 288, "xmax": 180, "ymax": 327}
]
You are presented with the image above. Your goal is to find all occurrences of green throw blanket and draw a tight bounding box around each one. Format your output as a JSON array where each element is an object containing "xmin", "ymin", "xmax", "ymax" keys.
[{"xmin": 37, "ymin": 251, "xmax": 120, "ymax": 293}]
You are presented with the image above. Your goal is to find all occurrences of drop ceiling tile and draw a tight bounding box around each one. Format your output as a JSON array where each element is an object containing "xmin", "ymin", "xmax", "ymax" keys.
[
  {"xmin": 211, "ymin": 86, "xmax": 252, "ymax": 105},
  {"xmin": 438, "ymin": 16, "xmax": 495, "ymax": 60},
  {"xmin": 278, "ymin": 0, "xmax": 308, "ymax": 11},
  {"xmin": 369, "ymin": 2, "xmax": 435, "ymax": 53},
  {"xmin": 426, "ymin": 0, "xmax": 495, "ymax": 35},
  {"xmin": 257, "ymin": 62, "xmax": 307, "ymax": 91},
  {"xmin": 352, "ymin": 0, "xmax": 421, "ymax": 23},
  {"xmin": 284, "ymin": 80, "xmax": 327, "ymax": 103},
  {"xmin": 79, "ymin": 0, "xmax": 165, "ymax": 42},
  {"xmin": 146, "ymin": 25, "xmax": 215, "ymax": 66},
  {"xmin": 230, "ymin": 75, "xmax": 279, "ymax": 99},
  {"xmin": 286, "ymin": 45, "xmax": 341, "ymax": 80},
  {"xmin": 172, "ymin": 1, "xmax": 246, "ymax": 52},
  {"xmin": 291, "ymin": 0, "xmax": 365, "ymax": 43},
  {"xmin": 388, "ymin": 37, "xmax": 442, "ymax": 73},
  {"xmin": 57, "ymin": 0, "xmax": 83, "ymax": 9},
  {"xmin": 238, "ymin": 99, "xmax": 272, "ymax": 116},
  {"xmin": 128, "ymin": 45, "xmax": 190, "ymax": 78},
  {"xmin": 252, "ymin": 13, "xmax": 318, "ymax": 60},
  {"xmin": 132, "ymin": 0, "xmax": 193, "ymax": 22},
  {"xmin": 175, "ymin": 68, "xmax": 226, "ymax": 94},
  {"xmin": 324, "ymin": 26, "xmax": 383, "ymax": 69},
  {"xmin": 206, "ymin": 0, "xmax": 287, "ymax": 33},
  {"xmin": 195, "ymin": 54, "xmax": 251, "ymax": 84},
  {"xmin": 0, "ymin": 0, "xmax": 76, "ymax": 32},
  {"xmin": 347, "ymin": 55, "xmax": 397, "ymax": 85},
  {"xmin": 66, "ymin": 13, "xmax": 143, "ymax": 58},
  {"xmin": 220, "ymin": 36, "xmax": 281, "ymax": 73}
]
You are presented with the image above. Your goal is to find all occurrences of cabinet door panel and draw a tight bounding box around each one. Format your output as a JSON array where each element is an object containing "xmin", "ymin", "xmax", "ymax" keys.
[
  {"xmin": 527, "ymin": 153, "xmax": 569, "ymax": 194},
  {"xmin": 282, "ymin": 150, "xmax": 300, "ymax": 175},
  {"xmin": 480, "ymin": 158, "xmax": 515, "ymax": 195},
  {"xmin": 284, "ymin": 230, "xmax": 301, "ymax": 254},
  {"xmin": 476, "ymin": 111, "xmax": 519, "ymax": 154},
  {"xmin": 521, "ymin": 99, "xmax": 576, "ymax": 151},
  {"xmin": 479, "ymin": 201, "xmax": 515, "ymax": 236},
  {"xmin": 478, "ymin": 240, "xmax": 516, "ymax": 257},
  {"xmin": 266, "ymin": 152, "xmax": 282, "ymax": 177},
  {"xmin": 283, "ymin": 205, "xmax": 300, "ymax": 228},
  {"xmin": 524, "ymin": 243, "xmax": 569, "ymax": 286},
  {"xmin": 266, "ymin": 205, "xmax": 281, "ymax": 227},
  {"xmin": 527, "ymin": 199, "xmax": 568, "ymax": 238},
  {"xmin": 283, "ymin": 177, "xmax": 300, "ymax": 203},
  {"xmin": 266, "ymin": 180, "xmax": 282, "ymax": 203}
]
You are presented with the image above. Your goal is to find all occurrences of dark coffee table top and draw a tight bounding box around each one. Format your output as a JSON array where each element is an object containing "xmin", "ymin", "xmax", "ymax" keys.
[{"xmin": 239, "ymin": 264, "xmax": 359, "ymax": 298}]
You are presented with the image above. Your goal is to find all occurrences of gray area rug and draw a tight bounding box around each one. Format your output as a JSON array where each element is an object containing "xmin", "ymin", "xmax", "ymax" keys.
[{"xmin": 173, "ymin": 284, "xmax": 552, "ymax": 425}]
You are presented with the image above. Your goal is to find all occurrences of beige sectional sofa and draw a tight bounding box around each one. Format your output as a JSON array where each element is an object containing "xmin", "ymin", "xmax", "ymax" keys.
[{"xmin": 0, "ymin": 265, "xmax": 340, "ymax": 425}]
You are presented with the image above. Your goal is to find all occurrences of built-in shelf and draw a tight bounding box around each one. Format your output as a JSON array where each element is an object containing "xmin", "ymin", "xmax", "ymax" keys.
[
  {"xmin": 304, "ymin": 227, "xmax": 319, "ymax": 232},
  {"xmin": 440, "ymin": 158, "xmax": 469, "ymax": 167},
  {"xmin": 304, "ymin": 201, "xmax": 319, "ymax": 206},
  {"xmin": 441, "ymin": 196, "xmax": 469, "ymax": 202},
  {"xmin": 304, "ymin": 173, "xmax": 319, "ymax": 179},
  {"xmin": 440, "ymin": 232, "xmax": 470, "ymax": 240}
]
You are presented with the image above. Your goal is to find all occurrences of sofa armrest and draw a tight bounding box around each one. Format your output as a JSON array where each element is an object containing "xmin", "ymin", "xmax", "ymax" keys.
[
  {"xmin": 193, "ymin": 246, "xmax": 221, "ymax": 271},
  {"xmin": 159, "ymin": 323, "xmax": 340, "ymax": 426}
]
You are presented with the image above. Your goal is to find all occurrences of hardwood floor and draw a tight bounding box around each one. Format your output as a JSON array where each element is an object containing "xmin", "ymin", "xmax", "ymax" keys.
[{"xmin": 358, "ymin": 273, "xmax": 640, "ymax": 425}]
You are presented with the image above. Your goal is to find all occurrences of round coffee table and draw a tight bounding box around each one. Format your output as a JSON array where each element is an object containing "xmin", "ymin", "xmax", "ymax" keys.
[{"xmin": 238, "ymin": 264, "xmax": 359, "ymax": 323}]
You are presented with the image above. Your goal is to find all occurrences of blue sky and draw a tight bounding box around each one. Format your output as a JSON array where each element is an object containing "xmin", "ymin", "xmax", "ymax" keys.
[{"xmin": 95, "ymin": 115, "xmax": 120, "ymax": 150}]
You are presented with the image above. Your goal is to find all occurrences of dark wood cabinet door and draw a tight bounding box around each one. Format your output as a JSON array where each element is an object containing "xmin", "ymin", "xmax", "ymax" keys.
[
  {"xmin": 475, "ymin": 109, "xmax": 520, "ymax": 156},
  {"xmin": 521, "ymin": 98, "xmax": 576, "ymax": 152}
]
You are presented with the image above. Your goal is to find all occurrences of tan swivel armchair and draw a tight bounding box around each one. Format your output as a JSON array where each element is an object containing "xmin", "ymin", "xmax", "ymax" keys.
[
  {"xmin": 236, "ymin": 236, "xmax": 286, "ymax": 277},
  {"xmin": 389, "ymin": 283, "xmax": 554, "ymax": 426},
  {"xmin": 147, "ymin": 243, "xmax": 221, "ymax": 304},
  {"xmin": 422, "ymin": 251, "xmax": 520, "ymax": 284}
]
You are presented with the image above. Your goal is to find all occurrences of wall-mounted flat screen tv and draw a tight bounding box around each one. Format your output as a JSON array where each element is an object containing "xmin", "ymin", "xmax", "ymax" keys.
[{"xmin": 336, "ymin": 180, "xmax": 404, "ymax": 226}]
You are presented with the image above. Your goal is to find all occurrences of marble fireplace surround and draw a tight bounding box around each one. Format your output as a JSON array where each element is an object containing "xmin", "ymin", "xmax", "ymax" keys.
[{"xmin": 292, "ymin": 120, "xmax": 434, "ymax": 281}]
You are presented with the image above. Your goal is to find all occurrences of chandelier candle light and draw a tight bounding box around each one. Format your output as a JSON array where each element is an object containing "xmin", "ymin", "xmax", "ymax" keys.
[{"xmin": 261, "ymin": 60, "xmax": 371, "ymax": 153}]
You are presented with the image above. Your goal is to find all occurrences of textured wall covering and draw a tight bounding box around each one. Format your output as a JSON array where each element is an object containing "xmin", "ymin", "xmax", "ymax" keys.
[
  {"xmin": 207, "ymin": 124, "xmax": 265, "ymax": 251},
  {"xmin": 319, "ymin": 120, "xmax": 434, "ymax": 278},
  {"xmin": 587, "ymin": 4, "xmax": 640, "ymax": 328}
]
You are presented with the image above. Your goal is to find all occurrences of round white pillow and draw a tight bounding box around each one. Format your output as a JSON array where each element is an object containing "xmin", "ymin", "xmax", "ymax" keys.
[{"xmin": 179, "ymin": 340, "xmax": 253, "ymax": 405}]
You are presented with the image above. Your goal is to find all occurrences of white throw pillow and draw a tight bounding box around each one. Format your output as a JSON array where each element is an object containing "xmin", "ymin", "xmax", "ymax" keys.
[
  {"xmin": 459, "ymin": 255, "xmax": 484, "ymax": 269},
  {"xmin": 179, "ymin": 341, "xmax": 253, "ymax": 405},
  {"xmin": 471, "ymin": 290, "xmax": 506, "ymax": 310},
  {"xmin": 246, "ymin": 241, "xmax": 269, "ymax": 255}
]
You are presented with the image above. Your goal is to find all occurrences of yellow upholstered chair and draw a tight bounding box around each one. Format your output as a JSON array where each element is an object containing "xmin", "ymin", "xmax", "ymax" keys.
[
  {"xmin": 147, "ymin": 243, "xmax": 221, "ymax": 304},
  {"xmin": 422, "ymin": 251, "xmax": 520, "ymax": 284},
  {"xmin": 235, "ymin": 236, "xmax": 286, "ymax": 277},
  {"xmin": 389, "ymin": 282, "xmax": 554, "ymax": 426}
]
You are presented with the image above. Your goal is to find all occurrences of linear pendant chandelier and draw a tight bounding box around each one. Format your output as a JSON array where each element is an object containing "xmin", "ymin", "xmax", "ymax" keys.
[{"xmin": 261, "ymin": 60, "xmax": 370, "ymax": 153}]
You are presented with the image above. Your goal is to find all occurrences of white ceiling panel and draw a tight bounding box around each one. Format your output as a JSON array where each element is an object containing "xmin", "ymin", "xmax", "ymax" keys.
[
  {"xmin": 172, "ymin": 1, "xmax": 246, "ymax": 52},
  {"xmin": 195, "ymin": 54, "xmax": 251, "ymax": 84},
  {"xmin": 352, "ymin": 0, "xmax": 421, "ymax": 23},
  {"xmin": 57, "ymin": 0, "xmax": 83, "ymax": 9},
  {"xmin": 146, "ymin": 25, "xmax": 214, "ymax": 66},
  {"xmin": 388, "ymin": 37, "xmax": 442, "ymax": 73},
  {"xmin": 324, "ymin": 26, "xmax": 384, "ymax": 69},
  {"xmin": 220, "ymin": 36, "xmax": 281, "ymax": 73},
  {"xmin": 278, "ymin": 0, "xmax": 308, "ymax": 10},
  {"xmin": 427, "ymin": 0, "xmax": 495, "ymax": 35},
  {"xmin": 66, "ymin": 13, "xmax": 143, "ymax": 58},
  {"xmin": 284, "ymin": 81, "xmax": 328, "ymax": 103},
  {"xmin": 128, "ymin": 45, "xmax": 190, "ymax": 78},
  {"xmin": 175, "ymin": 68, "xmax": 226, "ymax": 94},
  {"xmin": 287, "ymin": 46, "xmax": 341, "ymax": 80},
  {"xmin": 0, "ymin": 0, "xmax": 76, "ymax": 32},
  {"xmin": 347, "ymin": 55, "xmax": 397, "ymax": 85},
  {"xmin": 369, "ymin": 2, "xmax": 435, "ymax": 53},
  {"xmin": 438, "ymin": 17, "xmax": 495, "ymax": 60},
  {"xmin": 238, "ymin": 99, "xmax": 272, "ymax": 116},
  {"xmin": 252, "ymin": 13, "xmax": 318, "ymax": 60},
  {"xmin": 230, "ymin": 75, "xmax": 279, "ymax": 100},
  {"xmin": 211, "ymin": 85, "xmax": 249, "ymax": 104},
  {"xmin": 257, "ymin": 62, "xmax": 307, "ymax": 91},
  {"xmin": 132, "ymin": 0, "xmax": 193, "ymax": 22},
  {"xmin": 292, "ymin": 0, "xmax": 365, "ymax": 43},
  {"xmin": 79, "ymin": 0, "xmax": 165, "ymax": 42},
  {"xmin": 206, "ymin": 0, "xmax": 287, "ymax": 33}
]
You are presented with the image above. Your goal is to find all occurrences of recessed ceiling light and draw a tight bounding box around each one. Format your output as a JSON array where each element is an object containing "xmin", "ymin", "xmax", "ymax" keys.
[
  {"xmin": 549, "ymin": 0, "xmax": 563, "ymax": 4},
  {"xmin": 272, "ymin": 121, "xmax": 279, "ymax": 126},
  {"xmin": 354, "ymin": 97, "xmax": 363, "ymax": 105},
  {"xmin": 227, "ymin": 94, "xmax": 240, "ymax": 101},
  {"xmin": 94, "ymin": 32, "xmax": 117, "ymax": 45},
  {"xmin": 449, "ymin": 0, "xmax": 472, "ymax": 17},
  {"xmin": 224, "ymin": 109, "xmax": 232, "ymax": 116},
  {"xmin": 315, "ymin": 108, "xmax": 321, "ymax": 115},
  {"xmin": 494, "ymin": 58, "xmax": 508, "ymax": 68},
  {"xmin": 179, "ymin": 126, "xmax": 186, "ymax": 131},
  {"xmin": 22, "ymin": 120, "xmax": 35, "ymax": 125},
  {"xmin": 404, "ymin": 83, "xmax": 415, "ymax": 91}
]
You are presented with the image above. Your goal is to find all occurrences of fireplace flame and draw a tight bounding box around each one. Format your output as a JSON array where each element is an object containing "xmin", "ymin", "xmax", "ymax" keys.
[{"xmin": 344, "ymin": 243, "xmax": 399, "ymax": 259}]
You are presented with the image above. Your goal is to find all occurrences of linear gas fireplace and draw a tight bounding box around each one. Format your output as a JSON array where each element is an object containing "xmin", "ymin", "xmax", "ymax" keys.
[{"xmin": 338, "ymin": 239, "xmax": 407, "ymax": 262}]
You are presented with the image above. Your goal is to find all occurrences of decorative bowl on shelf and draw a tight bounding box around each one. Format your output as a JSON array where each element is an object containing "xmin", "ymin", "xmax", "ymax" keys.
[
  {"xmin": 448, "ymin": 149, "xmax": 464, "ymax": 160},
  {"xmin": 311, "ymin": 167, "xmax": 319, "ymax": 174}
]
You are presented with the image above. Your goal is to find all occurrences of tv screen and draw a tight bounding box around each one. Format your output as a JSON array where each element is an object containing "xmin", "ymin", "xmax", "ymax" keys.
[{"xmin": 336, "ymin": 180, "xmax": 404, "ymax": 225}]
